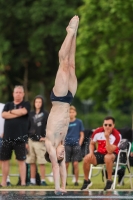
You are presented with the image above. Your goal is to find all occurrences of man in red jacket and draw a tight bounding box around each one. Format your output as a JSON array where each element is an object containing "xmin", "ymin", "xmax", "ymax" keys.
[{"xmin": 81, "ymin": 116, "xmax": 121, "ymax": 191}]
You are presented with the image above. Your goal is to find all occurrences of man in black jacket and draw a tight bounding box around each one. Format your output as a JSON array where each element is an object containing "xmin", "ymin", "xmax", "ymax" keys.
[{"xmin": 26, "ymin": 95, "xmax": 48, "ymax": 186}]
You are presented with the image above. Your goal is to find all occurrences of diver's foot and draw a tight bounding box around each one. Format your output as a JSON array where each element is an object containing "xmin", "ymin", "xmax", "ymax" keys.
[
  {"xmin": 66, "ymin": 15, "xmax": 79, "ymax": 35},
  {"xmin": 55, "ymin": 188, "xmax": 67, "ymax": 195},
  {"xmin": 74, "ymin": 16, "xmax": 79, "ymax": 36},
  {"xmin": 61, "ymin": 188, "xmax": 67, "ymax": 193}
]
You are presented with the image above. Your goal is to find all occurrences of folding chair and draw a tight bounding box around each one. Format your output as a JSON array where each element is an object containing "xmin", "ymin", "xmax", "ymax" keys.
[
  {"xmin": 112, "ymin": 141, "xmax": 132, "ymax": 189},
  {"xmin": 89, "ymin": 163, "xmax": 106, "ymax": 183}
]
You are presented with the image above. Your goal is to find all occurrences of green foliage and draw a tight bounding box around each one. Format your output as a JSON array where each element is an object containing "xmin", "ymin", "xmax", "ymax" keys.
[
  {"xmin": 1, "ymin": 0, "xmax": 133, "ymax": 114},
  {"xmin": 78, "ymin": 110, "xmax": 132, "ymax": 129},
  {"xmin": 0, "ymin": 54, "xmax": 8, "ymax": 102},
  {"xmin": 77, "ymin": 0, "xmax": 133, "ymax": 109},
  {"xmin": 0, "ymin": 0, "xmax": 82, "ymax": 103}
]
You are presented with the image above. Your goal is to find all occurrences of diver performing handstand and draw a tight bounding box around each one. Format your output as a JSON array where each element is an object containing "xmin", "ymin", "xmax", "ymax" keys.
[{"xmin": 40, "ymin": 15, "xmax": 79, "ymax": 194}]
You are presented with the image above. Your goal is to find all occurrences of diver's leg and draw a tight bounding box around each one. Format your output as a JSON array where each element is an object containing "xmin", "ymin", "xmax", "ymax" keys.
[
  {"xmin": 53, "ymin": 16, "xmax": 79, "ymax": 96},
  {"xmin": 68, "ymin": 19, "xmax": 79, "ymax": 96}
]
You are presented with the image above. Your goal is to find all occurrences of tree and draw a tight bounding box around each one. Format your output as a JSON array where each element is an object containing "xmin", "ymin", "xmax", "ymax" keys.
[
  {"xmin": 0, "ymin": 53, "xmax": 8, "ymax": 102},
  {"xmin": 76, "ymin": 0, "xmax": 133, "ymax": 109},
  {"xmin": 0, "ymin": 0, "xmax": 82, "ymax": 107}
]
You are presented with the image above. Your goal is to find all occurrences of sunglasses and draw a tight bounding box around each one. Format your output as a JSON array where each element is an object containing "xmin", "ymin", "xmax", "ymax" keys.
[{"xmin": 104, "ymin": 124, "xmax": 112, "ymax": 127}]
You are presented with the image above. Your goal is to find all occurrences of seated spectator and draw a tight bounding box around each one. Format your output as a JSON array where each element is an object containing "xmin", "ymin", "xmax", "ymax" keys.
[
  {"xmin": 81, "ymin": 116, "xmax": 121, "ymax": 191},
  {"xmin": 26, "ymin": 95, "xmax": 49, "ymax": 186},
  {"xmin": 65, "ymin": 106, "xmax": 84, "ymax": 186}
]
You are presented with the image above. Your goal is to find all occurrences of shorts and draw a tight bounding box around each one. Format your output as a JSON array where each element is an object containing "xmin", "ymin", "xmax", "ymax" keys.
[
  {"xmin": 1, "ymin": 140, "xmax": 26, "ymax": 161},
  {"xmin": 65, "ymin": 145, "xmax": 82, "ymax": 162},
  {"xmin": 94, "ymin": 151, "xmax": 117, "ymax": 165},
  {"xmin": 26, "ymin": 139, "xmax": 47, "ymax": 164}
]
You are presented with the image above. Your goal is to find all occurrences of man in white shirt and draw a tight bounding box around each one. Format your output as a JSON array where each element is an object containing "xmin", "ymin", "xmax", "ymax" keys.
[
  {"xmin": 0, "ymin": 103, "xmax": 10, "ymax": 185},
  {"xmin": 0, "ymin": 103, "xmax": 5, "ymax": 138}
]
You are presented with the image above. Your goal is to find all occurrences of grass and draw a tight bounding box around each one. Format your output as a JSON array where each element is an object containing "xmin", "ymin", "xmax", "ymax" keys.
[{"xmin": 0, "ymin": 152, "xmax": 132, "ymax": 190}]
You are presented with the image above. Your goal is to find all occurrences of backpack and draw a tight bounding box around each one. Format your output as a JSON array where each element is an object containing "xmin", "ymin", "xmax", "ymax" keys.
[
  {"xmin": 118, "ymin": 139, "xmax": 129, "ymax": 163},
  {"xmin": 119, "ymin": 139, "xmax": 129, "ymax": 150}
]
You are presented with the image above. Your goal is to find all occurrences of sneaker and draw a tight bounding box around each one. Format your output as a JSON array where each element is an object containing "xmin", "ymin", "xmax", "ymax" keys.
[
  {"xmin": 72, "ymin": 176, "xmax": 76, "ymax": 183},
  {"xmin": 81, "ymin": 179, "xmax": 92, "ymax": 190},
  {"xmin": 26, "ymin": 182, "xmax": 30, "ymax": 186},
  {"xmin": 104, "ymin": 180, "xmax": 113, "ymax": 191},
  {"xmin": 29, "ymin": 182, "xmax": 36, "ymax": 186},
  {"xmin": 41, "ymin": 181, "xmax": 48, "ymax": 186},
  {"xmin": 72, "ymin": 176, "xmax": 82, "ymax": 183},
  {"xmin": 7, "ymin": 182, "xmax": 11, "ymax": 186},
  {"xmin": 47, "ymin": 172, "xmax": 54, "ymax": 182},
  {"xmin": 74, "ymin": 182, "xmax": 79, "ymax": 186}
]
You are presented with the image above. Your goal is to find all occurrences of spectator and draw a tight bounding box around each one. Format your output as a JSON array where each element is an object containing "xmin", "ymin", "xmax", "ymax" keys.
[
  {"xmin": 81, "ymin": 116, "xmax": 121, "ymax": 191},
  {"xmin": 0, "ymin": 103, "xmax": 5, "ymax": 167},
  {"xmin": 65, "ymin": 105, "xmax": 84, "ymax": 186},
  {"xmin": 26, "ymin": 95, "xmax": 49, "ymax": 186},
  {"xmin": 0, "ymin": 103, "xmax": 10, "ymax": 186},
  {"xmin": 130, "ymin": 142, "xmax": 133, "ymax": 156},
  {"xmin": 130, "ymin": 142, "xmax": 133, "ymax": 166},
  {"xmin": 0, "ymin": 85, "xmax": 31, "ymax": 186}
]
